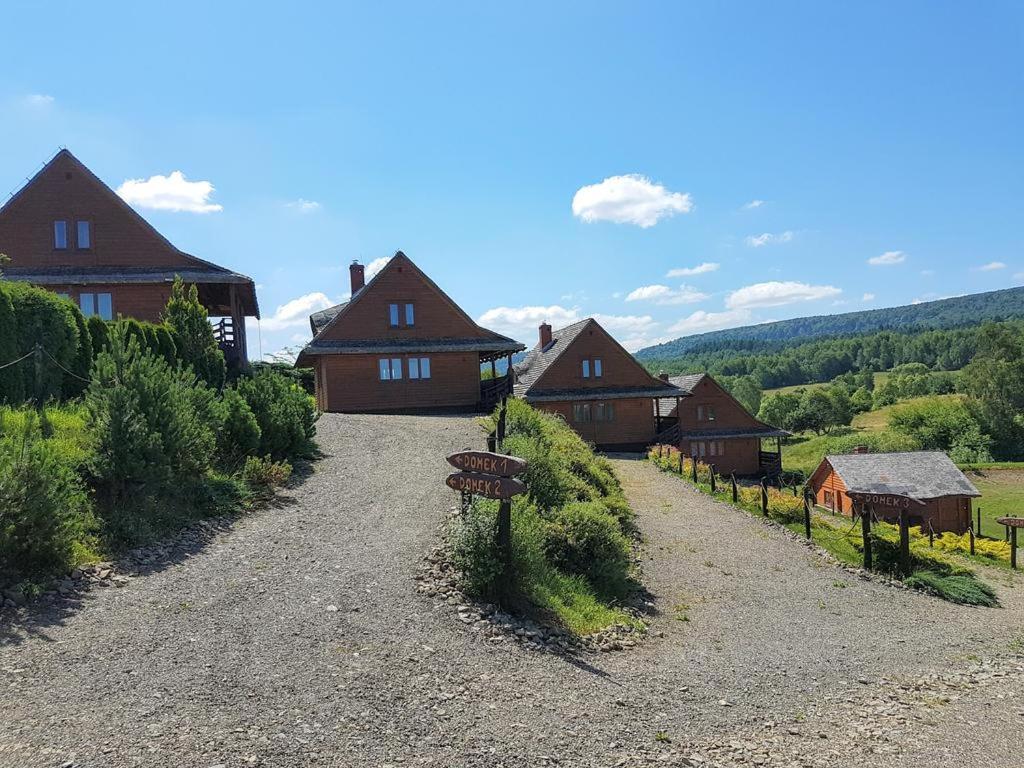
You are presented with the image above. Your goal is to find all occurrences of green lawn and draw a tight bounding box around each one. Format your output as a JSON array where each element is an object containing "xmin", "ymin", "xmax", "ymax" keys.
[
  {"xmin": 967, "ymin": 469, "xmax": 1024, "ymax": 538},
  {"xmin": 764, "ymin": 370, "xmax": 891, "ymax": 397}
]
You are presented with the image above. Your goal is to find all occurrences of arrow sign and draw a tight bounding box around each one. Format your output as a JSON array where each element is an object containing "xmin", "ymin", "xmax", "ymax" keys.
[
  {"xmin": 446, "ymin": 450, "xmax": 527, "ymax": 477},
  {"xmin": 445, "ymin": 471, "xmax": 526, "ymax": 500},
  {"xmin": 996, "ymin": 517, "xmax": 1024, "ymax": 528}
]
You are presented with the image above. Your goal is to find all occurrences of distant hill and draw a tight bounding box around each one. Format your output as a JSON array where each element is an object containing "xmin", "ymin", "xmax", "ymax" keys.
[{"xmin": 635, "ymin": 286, "xmax": 1024, "ymax": 361}]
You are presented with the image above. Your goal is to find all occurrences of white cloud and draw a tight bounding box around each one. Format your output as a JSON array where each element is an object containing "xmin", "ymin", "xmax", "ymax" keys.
[
  {"xmin": 977, "ymin": 261, "xmax": 1006, "ymax": 271},
  {"xmin": 260, "ymin": 292, "xmax": 333, "ymax": 332},
  {"xmin": 625, "ymin": 283, "xmax": 708, "ymax": 305},
  {"xmin": 25, "ymin": 94, "xmax": 54, "ymax": 107},
  {"xmin": 116, "ymin": 171, "xmax": 222, "ymax": 213},
  {"xmin": 726, "ymin": 281, "xmax": 841, "ymax": 309},
  {"xmin": 868, "ymin": 250, "xmax": 906, "ymax": 266},
  {"xmin": 921, "ymin": 269, "xmax": 935, "ymax": 276},
  {"xmin": 745, "ymin": 231, "xmax": 794, "ymax": 247},
  {"xmin": 666, "ymin": 262, "xmax": 719, "ymax": 277},
  {"xmin": 286, "ymin": 198, "xmax": 321, "ymax": 212},
  {"xmin": 667, "ymin": 309, "xmax": 753, "ymax": 335},
  {"xmin": 862, "ymin": 293, "xmax": 875, "ymax": 302},
  {"xmin": 477, "ymin": 304, "xmax": 580, "ymax": 342},
  {"xmin": 743, "ymin": 199, "xmax": 765, "ymax": 210},
  {"xmin": 365, "ymin": 256, "xmax": 391, "ymax": 281},
  {"xmin": 571, "ymin": 174, "xmax": 693, "ymax": 228}
]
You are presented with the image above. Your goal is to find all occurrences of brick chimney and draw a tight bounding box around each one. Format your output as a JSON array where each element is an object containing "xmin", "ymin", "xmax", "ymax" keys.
[
  {"xmin": 350, "ymin": 260, "xmax": 365, "ymax": 294},
  {"xmin": 539, "ymin": 322, "xmax": 552, "ymax": 349},
  {"xmin": 658, "ymin": 372, "xmax": 670, "ymax": 382}
]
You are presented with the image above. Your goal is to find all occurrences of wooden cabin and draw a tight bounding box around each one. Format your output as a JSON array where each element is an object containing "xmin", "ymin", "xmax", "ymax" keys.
[
  {"xmin": 0, "ymin": 150, "xmax": 258, "ymax": 365},
  {"xmin": 657, "ymin": 373, "xmax": 789, "ymax": 476},
  {"xmin": 513, "ymin": 319, "xmax": 685, "ymax": 450},
  {"xmin": 296, "ymin": 251, "xmax": 524, "ymax": 412},
  {"xmin": 807, "ymin": 451, "xmax": 980, "ymax": 533}
]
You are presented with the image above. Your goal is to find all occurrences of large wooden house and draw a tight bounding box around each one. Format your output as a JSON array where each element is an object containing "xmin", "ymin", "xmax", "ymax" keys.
[
  {"xmin": 657, "ymin": 373, "xmax": 789, "ymax": 476},
  {"xmin": 513, "ymin": 318, "xmax": 684, "ymax": 450},
  {"xmin": 808, "ymin": 451, "xmax": 979, "ymax": 533},
  {"xmin": 296, "ymin": 251, "xmax": 524, "ymax": 412},
  {"xmin": 0, "ymin": 150, "xmax": 258, "ymax": 364}
]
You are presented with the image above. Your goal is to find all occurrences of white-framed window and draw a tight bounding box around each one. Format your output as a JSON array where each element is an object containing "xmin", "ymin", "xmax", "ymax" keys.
[
  {"xmin": 593, "ymin": 358, "xmax": 603, "ymax": 378},
  {"xmin": 582, "ymin": 360, "xmax": 590, "ymax": 378},
  {"xmin": 76, "ymin": 220, "xmax": 91, "ymax": 249},
  {"xmin": 405, "ymin": 303, "xmax": 415, "ymax": 326},
  {"xmin": 409, "ymin": 357, "xmax": 431, "ymax": 379},
  {"xmin": 379, "ymin": 358, "xmax": 403, "ymax": 380},
  {"xmin": 581, "ymin": 358, "xmax": 603, "ymax": 379},
  {"xmin": 97, "ymin": 293, "xmax": 113, "ymax": 320},
  {"xmin": 54, "ymin": 220, "xmax": 68, "ymax": 249},
  {"xmin": 79, "ymin": 293, "xmax": 95, "ymax": 316},
  {"xmin": 389, "ymin": 304, "xmax": 400, "ymax": 327}
]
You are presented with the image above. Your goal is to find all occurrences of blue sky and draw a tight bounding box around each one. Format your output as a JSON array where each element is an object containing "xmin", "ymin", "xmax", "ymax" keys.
[{"xmin": 2, "ymin": 2, "xmax": 1022, "ymax": 358}]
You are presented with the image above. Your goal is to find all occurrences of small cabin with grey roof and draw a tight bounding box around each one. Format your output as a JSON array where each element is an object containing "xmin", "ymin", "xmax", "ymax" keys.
[{"xmin": 808, "ymin": 450, "xmax": 980, "ymax": 533}]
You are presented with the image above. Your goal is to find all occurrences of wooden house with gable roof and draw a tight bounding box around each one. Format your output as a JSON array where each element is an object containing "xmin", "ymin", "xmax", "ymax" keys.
[
  {"xmin": 656, "ymin": 373, "xmax": 789, "ymax": 476},
  {"xmin": 513, "ymin": 318, "xmax": 685, "ymax": 450},
  {"xmin": 0, "ymin": 149, "xmax": 258, "ymax": 365},
  {"xmin": 296, "ymin": 251, "xmax": 524, "ymax": 412},
  {"xmin": 808, "ymin": 450, "xmax": 980, "ymax": 533}
]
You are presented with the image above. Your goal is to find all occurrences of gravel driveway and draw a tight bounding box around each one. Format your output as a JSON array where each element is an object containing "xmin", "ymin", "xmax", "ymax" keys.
[{"xmin": 1, "ymin": 415, "xmax": 1021, "ymax": 768}]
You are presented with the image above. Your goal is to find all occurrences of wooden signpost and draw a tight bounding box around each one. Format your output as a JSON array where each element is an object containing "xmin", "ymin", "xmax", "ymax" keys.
[
  {"xmin": 996, "ymin": 517, "xmax": 1023, "ymax": 570},
  {"xmin": 445, "ymin": 399, "xmax": 528, "ymax": 602}
]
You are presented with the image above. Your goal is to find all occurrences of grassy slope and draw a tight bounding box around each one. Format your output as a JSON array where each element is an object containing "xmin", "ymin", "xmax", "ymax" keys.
[{"xmin": 764, "ymin": 371, "xmax": 891, "ymax": 397}]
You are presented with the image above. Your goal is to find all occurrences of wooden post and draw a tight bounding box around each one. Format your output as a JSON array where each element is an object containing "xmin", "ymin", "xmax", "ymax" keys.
[
  {"xmin": 860, "ymin": 503, "xmax": 873, "ymax": 571},
  {"xmin": 709, "ymin": 465, "xmax": 716, "ymax": 494},
  {"xmin": 1006, "ymin": 524, "xmax": 1011, "ymax": 542},
  {"xmin": 898, "ymin": 508, "xmax": 911, "ymax": 576},
  {"xmin": 486, "ymin": 433, "xmax": 496, "ymax": 452},
  {"xmin": 1012, "ymin": 526, "xmax": 1018, "ymax": 570},
  {"xmin": 803, "ymin": 491, "xmax": 812, "ymax": 539},
  {"xmin": 692, "ymin": 457, "xmax": 698, "ymax": 484},
  {"xmin": 678, "ymin": 452, "xmax": 684, "ymax": 475},
  {"xmin": 490, "ymin": 359, "xmax": 497, "ymax": 380},
  {"xmin": 760, "ymin": 480, "xmax": 768, "ymax": 516},
  {"xmin": 496, "ymin": 498, "xmax": 513, "ymax": 600},
  {"xmin": 969, "ymin": 526, "xmax": 975, "ymax": 556},
  {"xmin": 977, "ymin": 507, "xmax": 982, "ymax": 538},
  {"xmin": 33, "ymin": 343, "xmax": 44, "ymax": 411},
  {"xmin": 792, "ymin": 484, "xmax": 798, "ymax": 497},
  {"xmin": 731, "ymin": 473, "xmax": 738, "ymax": 503},
  {"xmin": 496, "ymin": 397, "xmax": 507, "ymax": 452},
  {"xmin": 929, "ymin": 525, "xmax": 934, "ymax": 547}
]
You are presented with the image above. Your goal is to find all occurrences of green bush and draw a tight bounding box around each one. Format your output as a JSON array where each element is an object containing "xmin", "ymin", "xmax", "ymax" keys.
[
  {"xmin": 86, "ymin": 315, "xmax": 109, "ymax": 357},
  {"xmin": 0, "ymin": 285, "xmax": 24, "ymax": 404},
  {"xmin": 213, "ymin": 388, "xmax": 262, "ymax": 468},
  {"xmin": 163, "ymin": 276, "xmax": 226, "ymax": 388},
  {"xmin": 235, "ymin": 370, "xmax": 317, "ymax": 461},
  {"xmin": 86, "ymin": 323, "xmax": 217, "ymax": 504},
  {"xmin": 65, "ymin": 305, "xmax": 92, "ymax": 399},
  {"xmin": 544, "ymin": 502, "xmax": 631, "ymax": 592},
  {"xmin": 242, "ymin": 455, "xmax": 292, "ymax": 498},
  {"xmin": 247, "ymin": 361, "xmax": 314, "ymax": 394},
  {"xmin": 904, "ymin": 570, "xmax": 998, "ymax": 607},
  {"xmin": 0, "ymin": 411, "xmax": 95, "ymax": 588}
]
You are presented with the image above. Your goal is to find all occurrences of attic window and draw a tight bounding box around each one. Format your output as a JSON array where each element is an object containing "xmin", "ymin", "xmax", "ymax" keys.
[
  {"xmin": 54, "ymin": 220, "xmax": 68, "ymax": 249},
  {"xmin": 76, "ymin": 221, "xmax": 91, "ymax": 250}
]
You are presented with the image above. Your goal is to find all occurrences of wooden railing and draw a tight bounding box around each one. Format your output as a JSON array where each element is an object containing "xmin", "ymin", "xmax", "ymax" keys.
[
  {"xmin": 212, "ymin": 317, "xmax": 240, "ymax": 362},
  {"xmin": 480, "ymin": 374, "xmax": 513, "ymax": 408}
]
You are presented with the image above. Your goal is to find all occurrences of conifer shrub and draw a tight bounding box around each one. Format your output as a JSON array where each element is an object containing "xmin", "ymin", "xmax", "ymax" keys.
[
  {"xmin": 241, "ymin": 455, "xmax": 292, "ymax": 498},
  {"xmin": 163, "ymin": 276, "xmax": 226, "ymax": 388},
  {"xmin": 214, "ymin": 388, "xmax": 262, "ymax": 468},
  {"xmin": 0, "ymin": 285, "xmax": 24, "ymax": 404},
  {"xmin": 543, "ymin": 501, "xmax": 632, "ymax": 592},
  {"xmin": 0, "ymin": 410, "xmax": 95, "ymax": 588},
  {"xmin": 234, "ymin": 369, "xmax": 317, "ymax": 462}
]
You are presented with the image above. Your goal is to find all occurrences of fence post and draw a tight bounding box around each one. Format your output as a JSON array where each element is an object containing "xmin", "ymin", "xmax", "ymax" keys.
[
  {"xmin": 928, "ymin": 523, "xmax": 934, "ymax": 548},
  {"xmin": 678, "ymin": 452, "xmax": 684, "ymax": 475},
  {"xmin": 760, "ymin": 480, "xmax": 768, "ymax": 516},
  {"xmin": 731, "ymin": 473, "xmax": 738, "ymax": 504},
  {"xmin": 1006, "ymin": 524, "xmax": 1010, "ymax": 542},
  {"xmin": 898, "ymin": 509, "xmax": 911, "ymax": 576},
  {"xmin": 1012, "ymin": 527, "xmax": 1018, "ymax": 571},
  {"xmin": 709, "ymin": 465, "xmax": 716, "ymax": 494},
  {"xmin": 803, "ymin": 491, "xmax": 812, "ymax": 539},
  {"xmin": 969, "ymin": 526, "xmax": 975, "ymax": 556},
  {"xmin": 692, "ymin": 458, "xmax": 698, "ymax": 484},
  {"xmin": 977, "ymin": 507, "xmax": 981, "ymax": 538},
  {"xmin": 792, "ymin": 484, "xmax": 798, "ymax": 497},
  {"xmin": 861, "ymin": 504, "xmax": 873, "ymax": 571}
]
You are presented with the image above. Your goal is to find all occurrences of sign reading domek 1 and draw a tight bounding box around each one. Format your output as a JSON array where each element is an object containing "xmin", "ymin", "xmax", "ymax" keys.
[{"xmin": 446, "ymin": 450, "xmax": 527, "ymax": 478}]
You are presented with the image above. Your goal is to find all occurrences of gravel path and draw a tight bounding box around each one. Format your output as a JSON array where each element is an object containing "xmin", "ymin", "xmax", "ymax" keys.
[{"xmin": 1, "ymin": 416, "xmax": 1021, "ymax": 768}]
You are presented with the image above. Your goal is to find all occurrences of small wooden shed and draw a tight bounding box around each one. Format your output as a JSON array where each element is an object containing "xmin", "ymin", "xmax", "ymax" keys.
[{"xmin": 808, "ymin": 451, "xmax": 980, "ymax": 533}]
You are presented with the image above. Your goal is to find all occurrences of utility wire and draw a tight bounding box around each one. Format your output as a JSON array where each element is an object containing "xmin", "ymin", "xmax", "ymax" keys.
[
  {"xmin": 39, "ymin": 345, "xmax": 92, "ymax": 383},
  {"xmin": 0, "ymin": 348, "xmax": 35, "ymax": 371}
]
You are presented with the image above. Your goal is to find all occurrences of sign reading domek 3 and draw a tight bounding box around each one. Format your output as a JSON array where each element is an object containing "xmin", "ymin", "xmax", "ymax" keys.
[{"xmin": 848, "ymin": 492, "xmax": 914, "ymax": 508}]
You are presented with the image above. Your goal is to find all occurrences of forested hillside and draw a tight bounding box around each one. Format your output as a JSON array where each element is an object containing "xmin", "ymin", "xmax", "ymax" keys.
[{"xmin": 636, "ymin": 286, "xmax": 1024, "ymax": 362}]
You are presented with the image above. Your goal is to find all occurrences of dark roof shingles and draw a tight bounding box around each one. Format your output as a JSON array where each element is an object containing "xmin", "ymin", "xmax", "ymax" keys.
[{"xmin": 826, "ymin": 451, "xmax": 980, "ymax": 499}]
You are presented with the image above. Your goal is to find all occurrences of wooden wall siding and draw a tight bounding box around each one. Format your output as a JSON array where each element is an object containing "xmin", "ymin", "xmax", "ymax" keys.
[
  {"xmin": 682, "ymin": 438, "xmax": 761, "ymax": 475},
  {"xmin": 319, "ymin": 257, "xmax": 487, "ymax": 342},
  {"xmin": 537, "ymin": 398, "xmax": 656, "ymax": 447},
  {"xmin": 0, "ymin": 152, "xmax": 195, "ymax": 270},
  {"xmin": 43, "ymin": 283, "xmax": 173, "ymax": 323},
  {"xmin": 808, "ymin": 462, "xmax": 971, "ymax": 533},
  {"xmin": 534, "ymin": 323, "xmax": 661, "ymax": 391},
  {"xmin": 318, "ymin": 352, "xmax": 480, "ymax": 412},
  {"xmin": 673, "ymin": 376, "xmax": 765, "ymax": 431}
]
